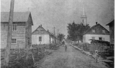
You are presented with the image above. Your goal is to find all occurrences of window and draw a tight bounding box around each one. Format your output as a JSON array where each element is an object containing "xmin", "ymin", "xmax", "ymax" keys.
[
  {"xmin": 102, "ymin": 30, "xmax": 105, "ymax": 33},
  {"xmin": 92, "ymin": 37, "xmax": 95, "ymax": 40},
  {"xmin": 102, "ymin": 37, "xmax": 105, "ymax": 41},
  {"xmin": 92, "ymin": 30, "xmax": 95, "ymax": 33},
  {"xmin": 12, "ymin": 38, "xmax": 16, "ymax": 43},
  {"xmin": 39, "ymin": 36, "xmax": 42, "ymax": 42},
  {"xmin": 99, "ymin": 37, "xmax": 102, "ymax": 41},
  {"xmin": 13, "ymin": 24, "xmax": 17, "ymax": 30},
  {"xmin": 3, "ymin": 24, "xmax": 6, "ymax": 28}
]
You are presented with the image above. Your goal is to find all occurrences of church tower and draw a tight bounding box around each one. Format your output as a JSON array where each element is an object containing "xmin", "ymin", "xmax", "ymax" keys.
[{"xmin": 81, "ymin": 3, "xmax": 87, "ymax": 25}]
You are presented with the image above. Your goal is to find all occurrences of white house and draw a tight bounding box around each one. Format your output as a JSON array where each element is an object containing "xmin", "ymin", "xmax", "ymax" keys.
[
  {"xmin": 32, "ymin": 25, "xmax": 56, "ymax": 45},
  {"xmin": 83, "ymin": 22, "xmax": 110, "ymax": 43}
]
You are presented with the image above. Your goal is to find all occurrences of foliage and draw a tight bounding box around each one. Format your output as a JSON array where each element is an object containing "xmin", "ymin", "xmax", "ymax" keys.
[
  {"xmin": 74, "ymin": 43, "xmax": 90, "ymax": 51},
  {"xmin": 49, "ymin": 44, "xmax": 59, "ymax": 50},
  {"xmin": 57, "ymin": 33, "xmax": 65, "ymax": 42},
  {"xmin": 67, "ymin": 22, "xmax": 90, "ymax": 41},
  {"xmin": 1, "ymin": 46, "xmax": 53, "ymax": 68}
]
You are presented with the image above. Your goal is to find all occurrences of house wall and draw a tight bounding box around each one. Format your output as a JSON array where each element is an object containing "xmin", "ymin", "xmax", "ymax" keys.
[
  {"xmin": 32, "ymin": 34, "xmax": 50, "ymax": 45},
  {"xmin": 25, "ymin": 15, "xmax": 32, "ymax": 48},
  {"xmin": 1, "ymin": 22, "xmax": 26, "ymax": 49},
  {"xmin": 83, "ymin": 34, "xmax": 110, "ymax": 43},
  {"xmin": 51, "ymin": 37, "xmax": 55, "ymax": 44},
  {"xmin": 109, "ymin": 25, "xmax": 114, "ymax": 44}
]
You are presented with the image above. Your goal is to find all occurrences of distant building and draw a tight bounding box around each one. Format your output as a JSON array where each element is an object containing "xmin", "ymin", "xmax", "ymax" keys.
[
  {"xmin": 32, "ymin": 25, "xmax": 56, "ymax": 45},
  {"xmin": 107, "ymin": 20, "xmax": 114, "ymax": 44},
  {"xmin": 81, "ymin": 7, "xmax": 87, "ymax": 25},
  {"xmin": 1, "ymin": 12, "xmax": 33, "ymax": 49},
  {"xmin": 83, "ymin": 22, "xmax": 110, "ymax": 43}
]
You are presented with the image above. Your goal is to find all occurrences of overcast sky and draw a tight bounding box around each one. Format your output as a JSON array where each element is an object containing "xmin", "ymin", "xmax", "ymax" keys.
[{"xmin": 1, "ymin": 0, "xmax": 114, "ymax": 37}]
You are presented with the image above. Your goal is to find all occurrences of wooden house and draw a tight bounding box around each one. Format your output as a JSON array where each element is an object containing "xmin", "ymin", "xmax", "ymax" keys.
[
  {"xmin": 1, "ymin": 12, "xmax": 33, "ymax": 49},
  {"xmin": 32, "ymin": 25, "xmax": 56, "ymax": 45},
  {"xmin": 107, "ymin": 20, "xmax": 114, "ymax": 44},
  {"xmin": 83, "ymin": 22, "xmax": 110, "ymax": 43}
]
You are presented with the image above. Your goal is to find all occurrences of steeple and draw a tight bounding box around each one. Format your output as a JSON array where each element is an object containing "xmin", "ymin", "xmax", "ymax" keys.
[{"xmin": 81, "ymin": 1, "xmax": 87, "ymax": 25}]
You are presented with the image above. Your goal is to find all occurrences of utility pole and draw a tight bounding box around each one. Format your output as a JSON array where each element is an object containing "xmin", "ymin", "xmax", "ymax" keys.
[
  {"xmin": 5, "ymin": 0, "xmax": 15, "ymax": 66},
  {"xmin": 56, "ymin": 29, "xmax": 59, "ymax": 36},
  {"xmin": 54, "ymin": 27, "xmax": 56, "ymax": 44}
]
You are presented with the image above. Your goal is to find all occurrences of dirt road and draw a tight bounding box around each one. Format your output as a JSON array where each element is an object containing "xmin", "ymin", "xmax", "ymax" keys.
[{"xmin": 37, "ymin": 44, "xmax": 107, "ymax": 68}]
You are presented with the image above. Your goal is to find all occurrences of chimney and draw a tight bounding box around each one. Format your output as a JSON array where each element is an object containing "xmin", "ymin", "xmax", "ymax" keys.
[{"xmin": 96, "ymin": 22, "xmax": 98, "ymax": 25}]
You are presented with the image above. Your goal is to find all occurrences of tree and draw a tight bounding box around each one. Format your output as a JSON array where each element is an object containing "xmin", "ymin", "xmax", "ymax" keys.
[
  {"xmin": 57, "ymin": 33, "xmax": 65, "ymax": 42},
  {"xmin": 67, "ymin": 22, "xmax": 90, "ymax": 42}
]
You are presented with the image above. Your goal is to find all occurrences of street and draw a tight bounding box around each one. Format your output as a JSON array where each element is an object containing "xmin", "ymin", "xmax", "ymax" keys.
[{"xmin": 36, "ymin": 42, "xmax": 107, "ymax": 68}]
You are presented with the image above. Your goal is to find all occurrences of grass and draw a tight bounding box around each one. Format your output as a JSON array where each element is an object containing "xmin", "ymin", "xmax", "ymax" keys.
[{"xmin": 1, "ymin": 44, "xmax": 59, "ymax": 68}]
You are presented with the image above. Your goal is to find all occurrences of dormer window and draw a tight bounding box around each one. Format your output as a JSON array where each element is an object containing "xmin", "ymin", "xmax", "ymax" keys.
[{"xmin": 92, "ymin": 30, "xmax": 95, "ymax": 33}]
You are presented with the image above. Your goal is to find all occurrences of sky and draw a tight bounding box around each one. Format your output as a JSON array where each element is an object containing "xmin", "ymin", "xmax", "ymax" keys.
[{"xmin": 1, "ymin": 0, "xmax": 114, "ymax": 37}]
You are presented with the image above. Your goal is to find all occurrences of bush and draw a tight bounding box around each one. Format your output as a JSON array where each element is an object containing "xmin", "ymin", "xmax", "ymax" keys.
[
  {"xmin": 1, "ymin": 46, "xmax": 52, "ymax": 68},
  {"xmin": 49, "ymin": 44, "xmax": 59, "ymax": 50},
  {"xmin": 74, "ymin": 43, "xmax": 90, "ymax": 51}
]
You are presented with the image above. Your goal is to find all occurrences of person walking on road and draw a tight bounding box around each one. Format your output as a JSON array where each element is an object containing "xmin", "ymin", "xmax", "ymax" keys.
[
  {"xmin": 94, "ymin": 50, "xmax": 99, "ymax": 63},
  {"xmin": 65, "ymin": 44, "xmax": 67, "ymax": 51},
  {"xmin": 62, "ymin": 41, "xmax": 67, "ymax": 51}
]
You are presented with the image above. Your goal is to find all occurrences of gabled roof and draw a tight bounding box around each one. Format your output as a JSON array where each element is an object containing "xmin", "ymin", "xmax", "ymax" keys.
[
  {"xmin": 47, "ymin": 31, "xmax": 57, "ymax": 39},
  {"xmin": 32, "ymin": 25, "xmax": 57, "ymax": 38},
  {"xmin": 107, "ymin": 20, "xmax": 114, "ymax": 26},
  {"xmin": 32, "ymin": 25, "xmax": 49, "ymax": 35},
  {"xmin": 1, "ymin": 12, "xmax": 32, "ymax": 23},
  {"xmin": 84, "ymin": 22, "xmax": 109, "ymax": 35}
]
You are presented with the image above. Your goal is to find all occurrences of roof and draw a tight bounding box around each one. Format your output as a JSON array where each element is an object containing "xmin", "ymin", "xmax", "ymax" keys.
[
  {"xmin": 1, "ymin": 12, "xmax": 32, "ymax": 22},
  {"xmin": 84, "ymin": 22, "xmax": 109, "ymax": 35},
  {"xmin": 32, "ymin": 25, "xmax": 49, "ymax": 35},
  {"xmin": 32, "ymin": 25, "xmax": 57, "ymax": 38},
  {"xmin": 106, "ymin": 20, "xmax": 114, "ymax": 26},
  {"xmin": 47, "ymin": 30, "xmax": 56, "ymax": 38}
]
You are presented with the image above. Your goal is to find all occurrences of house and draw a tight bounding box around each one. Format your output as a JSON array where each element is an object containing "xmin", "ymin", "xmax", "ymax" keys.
[
  {"xmin": 107, "ymin": 20, "xmax": 114, "ymax": 44},
  {"xmin": 83, "ymin": 22, "xmax": 110, "ymax": 43},
  {"xmin": 1, "ymin": 12, "xmax": 33, "ymax": 49},
  {"xmin": 32, "ymin": 25, "xmax": 56, "ymax": 45}
]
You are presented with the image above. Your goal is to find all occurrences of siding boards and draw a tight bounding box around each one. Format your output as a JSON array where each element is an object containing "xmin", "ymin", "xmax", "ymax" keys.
[{"xmin": 1, "ymin": 22, "xmax": 26, "ymax": 49}]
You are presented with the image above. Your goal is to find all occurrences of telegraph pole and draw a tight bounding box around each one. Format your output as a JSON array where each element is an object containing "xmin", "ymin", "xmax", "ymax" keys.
[
  {"xmin": 5, "ymin": 0, "xmax": 15, "ymax": 66},
  {"xmin": 54, "ymin": 27, "xmax": 56, "ymax": 44}
]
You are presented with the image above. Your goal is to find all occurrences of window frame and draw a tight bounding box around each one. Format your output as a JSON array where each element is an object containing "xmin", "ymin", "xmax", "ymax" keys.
[
  {"xmin": 92, "ymin": 29, "xmax": 95, "ymax": 33},
  {"xmin": 12, "ymin": 23, "xmax": 17, "ymax": 31},
  {"xmin": 92, "ymin": 37, "xmax": 95, "ymax": 40},
  {"xmin": 99, "ymin": 37, "xmax": 102, "ymax": 41},
  {"xmin": 102, "ymin": 30, "xmax": 105, "ymax": 33},
  {"xmin": 12, "ymin": 38, "xmax": 16, "ymax": 43},
  {"xmin": 39, "ymin": 36, "xmax": 42, "ymax": 42}
]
